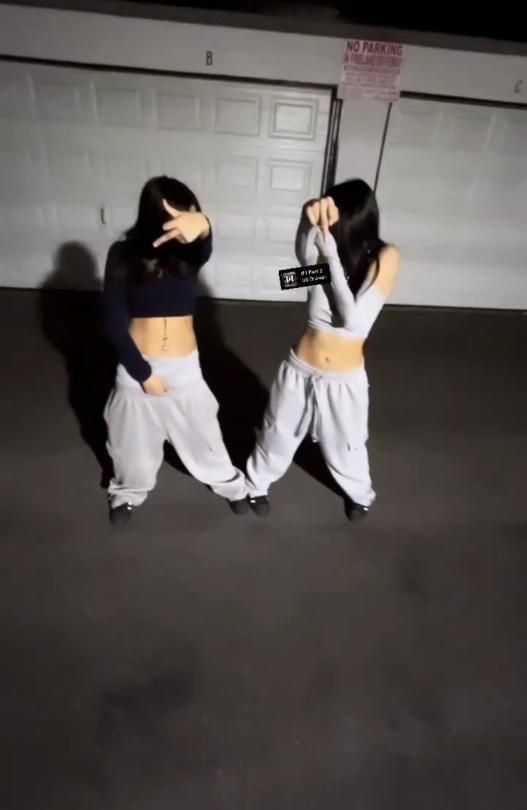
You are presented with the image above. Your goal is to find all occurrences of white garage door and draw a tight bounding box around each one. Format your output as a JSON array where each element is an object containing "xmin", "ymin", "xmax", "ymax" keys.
[
  {"xmin": 376, "ymin": 97, "xmax": 527, "ymax": 309},
  {"xmin": 0, "ymin": 60, "xmax": 332, "ymax": 300}
]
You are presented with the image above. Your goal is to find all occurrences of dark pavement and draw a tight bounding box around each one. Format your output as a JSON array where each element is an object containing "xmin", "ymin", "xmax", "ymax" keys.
[{"xmin": 1, "ymin": 284, "xmax": 526, "ymax": 810}]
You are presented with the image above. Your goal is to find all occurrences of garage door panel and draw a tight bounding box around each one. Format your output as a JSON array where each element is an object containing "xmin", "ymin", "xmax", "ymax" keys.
[
  {"xmin": 489, "ymin": 112, "xmax": 527, "ymax": 155},
  {"xmin": 34, "ymin": 81, "xmax": 85, "ymax": 124},
  {"xmin": 382, "ymin": 169, "xmax": 477, "ymax": 218},
  {"xmin": 386, "ymin": 102, "xmax": 439, "ymax": 147},
  {"xmin": 155, "ymin": 156, "xmax": 202, "ymax": 191},
  {"xmin": 385, "ymin": 207, "xmax": 525, "ymax": 266},
  {"xmin": 268, "ymin": 159, "xmax": 312, "ymax": 195},
  {"xmin": 471, "ymin": 155, "xmax": 518, "ymax": 195},
  {"xmin": 90, "ymin": 72, "xmax": 154, "ymax": 126},
  {"xmin": 382, "ymin": 145, "xmax": 479, "ymax": 183},
  {"xmin": 382, "ymin": 272, "xmax": 526, "ymax": 312},
  {"xmin": 212, "ymin": 257, "xmax": 250, "ymax": 291},
  {"xmin": 94, "ymin": 88, "xmax": 147, "ymax": 129},
  {"xmin": 0, "ymin": 256, "xmax": 15, "ymax": 286},
  {"xmin": 214, "ymin": 155, "xmax": 259, "ymax": 192},
  {"xmin": 0, "ymin": 141, "xmax": 40, "ymax": 185},
  {"xmin": 0, "ymin": 137, "xmax": 105, "ymax": 193},
  {"xmin": 265, "ymin": 214, "xmax": 298, "ymax": 244},
  {"xmin": 470, "ymin": 184, "xmax": 527, "ymax": 220},
  {"xmin": 214, "ymin": 212, "xmax": 255, "ymax": 241},
  {"xmin": 47, "ymin": 146, "xmax": 98, "ymax": 189},
  {"xmin": 269, "ymin": 97, "xmax": 318, "ymax": 140},
  {"xmin": 51, "ymin": 203, "xmax": 101, "ymax": 235},
  {"xmin": 106, "ymin": 201, "xmax": 138, "ymax": 234},
  {"xmin": 0, "ymin": 203, "xmax": 47, "ymax": 232},
  {"xmin": 474, "ymin": 227, "xmax": 526, "ymax": 269},
  {"xmin": 154, "ymin": 91, "xmax": 202, "ymax": 131},
  {"xmin": 377, "ymin": 98, "xmax": 527, "ymax": 309},
  {"xmin": 388, "ymin": 100, "xmax": 495, "ymax": 153},
  {"xmin": 0, "ymin": 61, "xmax": 331, "ymax": 298},
  {"xmin": 435, "ymin": 108, "xmax": 492, "ymax": 152},
  {"xmin": 213, "ymin": 92, "xmax": 262, "ymax": 136},
  {"xmin": 101, "ymin": 151, "xmax": 151, "ymax": 192},
  {"xmin": 0, "ymin": 72, "xmax": 33, "ymax": 118}
]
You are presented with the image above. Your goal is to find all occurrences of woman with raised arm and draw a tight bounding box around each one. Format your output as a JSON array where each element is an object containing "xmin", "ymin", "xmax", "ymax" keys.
[
  {"xmin": 245, "ymin": 179, "xmax": 400, "ymax": 520},
  {"xmin": 103, "ymin": 176, "xmax": 248, "ymax": 527}
]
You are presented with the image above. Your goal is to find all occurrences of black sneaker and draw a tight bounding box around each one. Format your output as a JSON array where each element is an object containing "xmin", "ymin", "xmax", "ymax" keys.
[
  {"xmin": 248, "ymin": 495, "xmax": 270, "ymax": 517},
  {"xmin": 345, "ymin": 499, "xmax": 369, "ymax": 522},
  {"xmin": 109, "ymin": 502, "xmax": 134, "ymax": 527},
  {"xmin": 228, "ymin": 496, "xmax": 250, "ymax": 515}
]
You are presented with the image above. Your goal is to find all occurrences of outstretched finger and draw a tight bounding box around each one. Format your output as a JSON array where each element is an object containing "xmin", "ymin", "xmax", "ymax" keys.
[
  {"xmin": 153, "ymin": 230, "xmax": 184, "ymax": 248},
  {"xmin": 306, "ymin": 200, "xmax": 320, "ymax": 227},
  {"xmin": 162, "ymin": 218, "xmax": 182, "ymax": 232},
  {"xmin": 319, "ymin": 198, "xmax": 331, "ymax": 237},
  {"xmin": 162, "ymin": 199, "xmax": 181, "ymax": 218}
]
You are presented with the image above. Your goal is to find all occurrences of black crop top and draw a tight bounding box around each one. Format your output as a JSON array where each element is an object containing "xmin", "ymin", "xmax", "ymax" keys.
[{"xmin": 102, "ymin": 231, "xmax": 212, "ymax": 383}]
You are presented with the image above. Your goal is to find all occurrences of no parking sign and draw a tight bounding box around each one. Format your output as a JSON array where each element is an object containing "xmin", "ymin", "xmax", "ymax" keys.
[{"xmin": 338, "ymin": 39, "xmax": 405, "ymax": 101}]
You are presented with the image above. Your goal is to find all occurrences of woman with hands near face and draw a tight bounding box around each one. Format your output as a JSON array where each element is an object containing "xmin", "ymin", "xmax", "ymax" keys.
[
  {"xmin": 102, "ymin": 176, "xmax": 249, "ymax": 527},
  {"xmin": 245, "ymin": 180, "xmax": 400, "ymax": 521}
]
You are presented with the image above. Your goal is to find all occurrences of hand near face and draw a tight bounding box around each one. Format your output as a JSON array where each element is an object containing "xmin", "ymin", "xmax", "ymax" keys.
[
  {"xmin": 304, "ymin": 196, "xmax": 339, "ymax": 236},
  {"xmin": 153, "ymin": 200, "xmax": 210, "ymax": 248}
]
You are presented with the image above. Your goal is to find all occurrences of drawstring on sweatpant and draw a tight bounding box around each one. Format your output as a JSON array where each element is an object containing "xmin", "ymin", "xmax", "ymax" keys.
[{"xmin": 294, "ymin": 376, "xmax": 324, "ymax": 443}]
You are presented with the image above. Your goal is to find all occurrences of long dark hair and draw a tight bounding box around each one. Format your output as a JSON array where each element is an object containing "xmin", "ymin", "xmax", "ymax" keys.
[
  {"xmin": 324, "ymin": 179, "xmax": 386, "ymax": 296},
  {"xmin": 123, "ymin": 176, "xmax": 203, "ymax": 282}
]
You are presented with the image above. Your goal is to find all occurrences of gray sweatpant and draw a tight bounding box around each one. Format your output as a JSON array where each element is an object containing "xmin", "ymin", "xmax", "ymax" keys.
[
  {"xmin": 246, "ymin": 350, "xmax": 375, "ymax": 507},
  {"xmin": 104, "ymin": 350, "xmax": 248, "ymax": 508}
]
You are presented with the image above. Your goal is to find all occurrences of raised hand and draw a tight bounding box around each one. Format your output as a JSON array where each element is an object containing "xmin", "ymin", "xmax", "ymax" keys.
[
  {"xmin": 153, "ymin": 200, "xmax": 210, "ymax": 248},
  {"xmin": 304, "ymin": 196, "xmax": 339, "ymax": 236}
]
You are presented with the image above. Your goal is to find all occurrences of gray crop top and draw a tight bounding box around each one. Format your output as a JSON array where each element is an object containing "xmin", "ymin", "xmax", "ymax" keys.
[{"xmin": 295, "ymin": 219, "xmax": 386, "ymax": 339}]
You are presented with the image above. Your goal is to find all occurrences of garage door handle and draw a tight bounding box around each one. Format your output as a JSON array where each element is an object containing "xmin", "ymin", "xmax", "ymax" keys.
[{"xmin": 100, "ymin": 206, "xmax": 107, "ymax": 225}]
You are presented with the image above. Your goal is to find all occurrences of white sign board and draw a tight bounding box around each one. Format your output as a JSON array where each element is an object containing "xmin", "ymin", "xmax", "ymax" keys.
[{"xmin": 338, "ymin": 39, "xmax": 405, "ymax": 101}]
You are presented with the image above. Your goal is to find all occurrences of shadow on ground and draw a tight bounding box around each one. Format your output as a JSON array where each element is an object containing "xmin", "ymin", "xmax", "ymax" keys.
[
  {"xmin": 192, "ymin": 280, "xmax": 269, "ymax": 473},
  {"xmin": 195, "ymin": 280, "xmax": 341, "ymax": 498},
  {"xmin": 39, "ymin": 242, "xmax": 115, "ymax": 489},
  {"xmin": 39, "ymin": 251, "xmax": 340, "ymax": 498}
]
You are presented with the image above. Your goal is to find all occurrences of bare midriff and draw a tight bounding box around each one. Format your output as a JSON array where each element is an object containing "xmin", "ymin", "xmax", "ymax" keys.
[
  {"xmin": 294, "ymin": 328, "xmax": 365, "ymax": 372},
  {"xmin": 130, "ymin": 318, "xmax": 364, "ymax": 371},
  {"xmin": 129, "ymin": 316, "xmax": 197, "ymax": 358}
]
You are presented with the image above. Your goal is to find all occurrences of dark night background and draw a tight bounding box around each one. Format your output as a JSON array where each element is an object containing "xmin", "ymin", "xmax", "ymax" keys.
[{"xmin": 120, "ymin": 0, "xmax": 525, "ymax": 43}]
